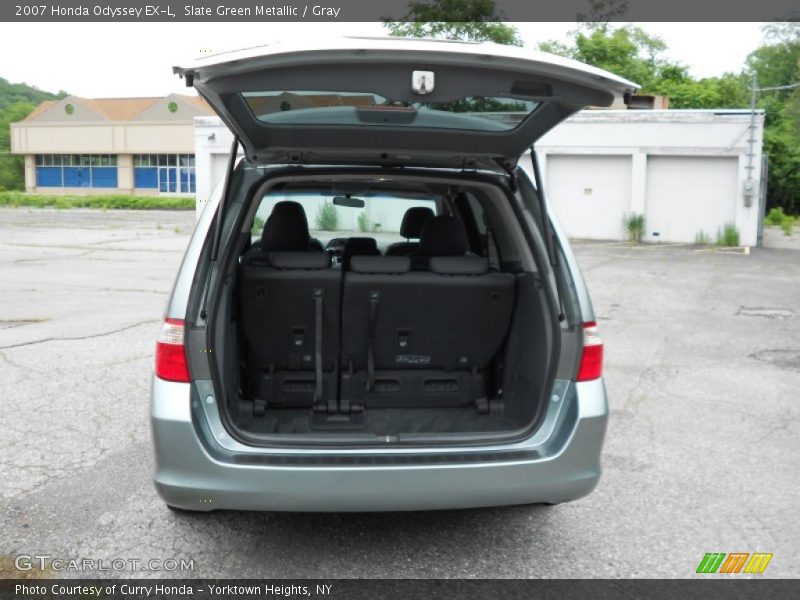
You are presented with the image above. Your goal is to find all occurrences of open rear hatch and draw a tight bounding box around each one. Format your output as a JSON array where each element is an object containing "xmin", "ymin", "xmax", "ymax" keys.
[{"xmin": 174, "ymin": 37, "xmax": 637, "ymax": 171}]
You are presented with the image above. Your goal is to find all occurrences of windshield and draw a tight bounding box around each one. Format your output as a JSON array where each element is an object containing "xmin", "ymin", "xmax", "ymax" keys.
[
  {"xmin": 252, "ymin": 190, "xmax": 437, "ymax": 250},
  {"xmin": 242, "ymin": 91, "xmax": 536, "ymax": 131}
]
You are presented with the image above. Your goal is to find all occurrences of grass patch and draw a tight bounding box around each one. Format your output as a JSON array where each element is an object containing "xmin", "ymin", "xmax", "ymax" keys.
[
  {"xmin": 765, "ymin": 206, "xmax": 797, "ymax": 236},
  {"xmin": 357, "ymin": 211, "xmax": 371, "ymax": 233},
  {"xmin": 694, "ymin": 230, "xmax": 711, "ymax": 245},
  {"xmin": 765, "ymin": 207, "xmax": 787, "ymax": 226},
  {"xmin": 0, "ymin": 191, "xmax": 194, "ymax": 210},
  {"xmin": 622, "ymin": 212, "xmax": 646, "ymax": 243},
  {"xmin": 314, "ymin": 201, "xmax": 339, "ymax": 231},
  {"xmin": 716, "ymin": 222, "xmax": 740, "ymax": 247}
]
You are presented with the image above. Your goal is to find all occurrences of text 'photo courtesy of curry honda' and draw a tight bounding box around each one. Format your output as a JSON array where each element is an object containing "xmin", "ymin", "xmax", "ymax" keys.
[{"xmin": 151, "ymin": 37, "xmax": 634, "ymax": 512}]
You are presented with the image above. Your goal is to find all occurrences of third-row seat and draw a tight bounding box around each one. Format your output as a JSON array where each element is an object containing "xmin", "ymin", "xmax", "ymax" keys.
[
  {"xmin": 340, "ymin": 217, "xmax": 516, "ymax": 409},
  {"xmin": 239, "ymin": 201, "xmax": 341, "ymax": 414}
]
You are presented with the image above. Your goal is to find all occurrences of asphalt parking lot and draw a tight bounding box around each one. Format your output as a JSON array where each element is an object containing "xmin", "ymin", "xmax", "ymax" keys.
[{"xmin": 1, "ymin": 207, "xmax": 799, "ymax": 579}]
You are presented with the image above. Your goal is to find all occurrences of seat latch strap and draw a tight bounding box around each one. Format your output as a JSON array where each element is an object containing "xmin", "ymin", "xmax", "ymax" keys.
[
  {"xmin": 366, "ymin": 290, "xmax": 382, "ymax": 391},
  {"xmin": 312, "ymin": 288, "xmax": 324, "ymax": 405}
]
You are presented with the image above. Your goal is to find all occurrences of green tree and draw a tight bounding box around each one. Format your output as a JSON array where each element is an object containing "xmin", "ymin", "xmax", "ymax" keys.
[
  {"xmin": 0, "ymin": 76, "xmax": 66, "ymax": 110},
  {"xmin": 0, "ymin": 101, "xmax": 35, "ymax": 190},
  {"xmin": 747, "ymin": 24, "xmax": 800, "ymax": 212},
  {"xmin": 314, "ymin": 202, "xmax": 339, "ymax": 231},
  {"xmin": 0, "ymin": 78, "xmax": 66, "ymax": 191},
  {"xmin": 654, "ymin": 74, "xmax": 750, "ymax": 109},
  {"xmin": 540, "ymin": 25, "xmax": 686, "ymax": 92},
  {"xmin": 384, "ymin": 0, "xmax": 522, "ymax": 45}
]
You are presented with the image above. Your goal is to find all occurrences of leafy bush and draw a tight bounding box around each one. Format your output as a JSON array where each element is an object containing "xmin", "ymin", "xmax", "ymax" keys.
[
  {"xmin": 622, "ymin": 212, "xmax": 646, "ymax": 242},
  {"xmin": 781, "ymin": 217, "xmax": 795, "ymax": 236},
  {"xmin": 251, "ymin": 216, "xmax": 265, "ymax": 238},
  {"xmin": 765, "ymin": 207, "xmax": 787, "ymax": 226},
  {"xmin": 694, "ymin": 230, "xmax": 710, "ymax": 245},
  {"xmin": 314, "ymin": 201, "xmax": 339, "ymax": 231},
  {"xmin": 0, "ymin": 191, "xmax": 194, "ymax": 210},
  {"xmin": 357, "ymin": 211, "xmax": 371, "ymax": 233},
  {"xmin": 716, "ymin": 222, "xmax": 740, "ymax": 247}
]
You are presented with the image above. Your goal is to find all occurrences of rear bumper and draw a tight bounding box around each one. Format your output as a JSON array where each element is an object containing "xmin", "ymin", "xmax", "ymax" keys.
[{"xmin": 150, "ymin": 377, "xmax": 609, "ymax": 512}]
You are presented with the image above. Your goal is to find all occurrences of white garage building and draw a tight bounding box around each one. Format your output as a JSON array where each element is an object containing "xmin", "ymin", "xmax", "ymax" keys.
[{"xmin": 194, "ymin": 109, "xmax": 766, "ymax": 246}]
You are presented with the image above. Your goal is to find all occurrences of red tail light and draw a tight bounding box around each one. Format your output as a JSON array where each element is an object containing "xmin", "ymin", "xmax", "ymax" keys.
[
  {"xmin": 155, "ymin": 318, "xmax": 190, "ymax": 383},
  {"xmin": 577, "ymin": 321, "xmax": 603, "ymax": 382}
]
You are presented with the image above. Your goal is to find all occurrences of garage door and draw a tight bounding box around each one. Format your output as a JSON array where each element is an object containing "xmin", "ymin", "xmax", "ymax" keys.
[
  {"xmin": 645, "ymin": 157, "xmax": 738, "ymax": 243},
  {"xmin": 545, "ymin": 155, "xmax": 632, "ymax": 240}
]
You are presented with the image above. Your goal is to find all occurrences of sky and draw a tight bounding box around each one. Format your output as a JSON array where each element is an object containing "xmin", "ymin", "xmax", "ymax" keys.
[{"xmin": 0, "ymin": 22, "xmax": 768, "ymax": 98}]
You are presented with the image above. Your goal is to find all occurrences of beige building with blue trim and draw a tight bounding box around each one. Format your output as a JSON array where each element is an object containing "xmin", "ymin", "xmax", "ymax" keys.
[{"xmin": 10, "ymin": 94, "xmax": 213, "ymax": 195}]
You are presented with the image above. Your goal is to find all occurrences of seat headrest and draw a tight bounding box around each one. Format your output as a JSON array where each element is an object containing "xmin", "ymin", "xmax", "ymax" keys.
[
  {"xmin": 429, "ymin": 256, "xmax": 489, "ymax": 275},
  {"xmin": 268, "ymin": 251, "xmax": 330, "ymax": 270},
  {"xmin": 419, "ymin": 216, "xmax": 468, "ymax": 256},
  {"xmin": 344, "ymin": 237, "xmax": 379, "ymax": 252},
  {"xmin": 350, "ymin": 256, "xmax": 410, "ymax": 274},
  {"xmin": 400, "ymin": 207, "xmax": 435, "ymax": 239},
  {"xmin": 260, "ymin": 201, "xmax": 310, "ymax": 252}
]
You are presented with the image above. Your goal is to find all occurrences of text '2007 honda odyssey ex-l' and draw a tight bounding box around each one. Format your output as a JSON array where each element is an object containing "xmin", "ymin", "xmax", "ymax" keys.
[{"xmin": 151, "ymin": 37, "xmax": 637, "ymax": 512}]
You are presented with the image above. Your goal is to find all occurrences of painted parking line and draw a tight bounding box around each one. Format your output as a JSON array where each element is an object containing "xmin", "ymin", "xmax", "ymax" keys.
[
  {"xmin": 693, "ymin": 246, "xmax": 751, "ymax": 255},
  {"xmin": 571, "ymin": 240, "xmax": 752, "ymax": 255},
  {"xmin": 570, "ymin": 240, "xmax": 691, "ymax": 250}
]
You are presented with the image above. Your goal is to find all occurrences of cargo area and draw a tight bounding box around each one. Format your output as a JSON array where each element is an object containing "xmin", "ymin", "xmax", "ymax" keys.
[{"xmin": 209, "ymin": 173, "xmax": 558, "ymax": 444}]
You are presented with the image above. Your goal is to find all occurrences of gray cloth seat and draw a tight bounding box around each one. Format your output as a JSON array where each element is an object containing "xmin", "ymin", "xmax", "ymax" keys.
[
  {"xmin": 409, "ymin": 214, "xmax": 470, "ymax": 270},
  {"xmin": 244, "ymin": 200, "xmax": 326, "ymax": 258},
  {"xmin": 239, "ymin": 201, "xmax": 340, "ymax": 412},
  {"xmin": 341, "ymin": 237, "xmax": 381, "ymax": 271},
  {"xmin": 385, "ymin": 206, "xmax": 435, "ymax": 257},
  {"xmin": 340, "ymin": 226, "xmax": 516, "ymax": 408}
]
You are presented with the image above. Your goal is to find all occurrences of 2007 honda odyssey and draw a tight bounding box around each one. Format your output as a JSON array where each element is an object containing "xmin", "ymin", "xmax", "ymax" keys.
[{"xmin": 151, "ymin": 37, "xmax": 636, "ymax": 512}]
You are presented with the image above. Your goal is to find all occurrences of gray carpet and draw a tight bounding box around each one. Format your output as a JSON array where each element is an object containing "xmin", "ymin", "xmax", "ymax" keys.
[{"xmin": 237, "ymin": 407, "xmax": 515, "ymax": 436}]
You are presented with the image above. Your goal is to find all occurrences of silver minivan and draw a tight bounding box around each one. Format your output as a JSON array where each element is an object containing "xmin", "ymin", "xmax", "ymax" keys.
[{"xmin": 151, "ymin": 37, "xmax": 635, "ymax": 512}]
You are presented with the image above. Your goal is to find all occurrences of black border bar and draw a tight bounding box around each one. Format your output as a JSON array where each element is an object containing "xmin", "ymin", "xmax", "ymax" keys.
[
  {"xmin": 2, "ymin": 0, "xmax": 800, "ymax": 22},
  {"xmin": 2, "ymin": 579, "xmax": 800, "ymax": 600}
]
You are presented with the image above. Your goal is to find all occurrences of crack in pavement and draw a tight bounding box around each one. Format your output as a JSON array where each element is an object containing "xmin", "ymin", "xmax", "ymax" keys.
[{"xmin": 0, "ymin": 320, "xmax": 159, "ymax": 350}]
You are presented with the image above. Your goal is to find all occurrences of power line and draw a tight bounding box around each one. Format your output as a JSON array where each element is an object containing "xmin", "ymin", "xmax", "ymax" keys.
[{"xmin": 755, "ymin": 82, "xmax": 800, "ymax": 92}]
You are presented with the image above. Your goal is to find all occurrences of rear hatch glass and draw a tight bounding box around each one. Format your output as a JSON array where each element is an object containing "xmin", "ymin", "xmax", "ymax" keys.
[{"xmin": 243, "ymin": 91, "xmax": 537, "ymax": 131}]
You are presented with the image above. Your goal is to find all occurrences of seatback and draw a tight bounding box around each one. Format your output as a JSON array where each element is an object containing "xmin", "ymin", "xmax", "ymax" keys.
[
  {"xmin": 239, "ymin": 201, "xmax": 341, "ymax": 409},
  {"xmin": 386, "ymin": 206, "xmax": 435, "ymax": 256},
  {"xmin": 341, "ymin": 255, "xmax": 515, "ymax": 372},
  {"xmin": 341, "ymin": 236, "xmax": 380, "ymax": 271},
  {"xmin": 409, "ymin": 215, "xmax": 469, "ymax": 270},
  {"xmin": 240, "ymin": 251, "xmax": 341, "ymax": 372},
  {"xmin": 243, "ymin": 200, "xmax": 314, "ymax": 260}
]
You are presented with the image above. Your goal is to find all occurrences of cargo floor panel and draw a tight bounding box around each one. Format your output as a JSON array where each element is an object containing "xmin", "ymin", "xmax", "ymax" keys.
[{"xmin": 235, "ymin": 407, "xmax": 516, "ymax": 436}]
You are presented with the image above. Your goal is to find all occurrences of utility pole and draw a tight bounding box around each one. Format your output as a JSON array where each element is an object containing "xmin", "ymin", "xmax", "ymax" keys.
[{"xmin": 744, "ymin": 72, "xmax": 758, "ymax": 206}]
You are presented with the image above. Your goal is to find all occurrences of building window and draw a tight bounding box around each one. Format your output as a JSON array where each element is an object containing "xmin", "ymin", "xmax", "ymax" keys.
[
  {"xmin": 134, "ymin": 154, "xmax": 195, "ymax": 194},
  {"xmin": 35, "ymin": 154, "xmax": 118, "ymax": 188}
]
